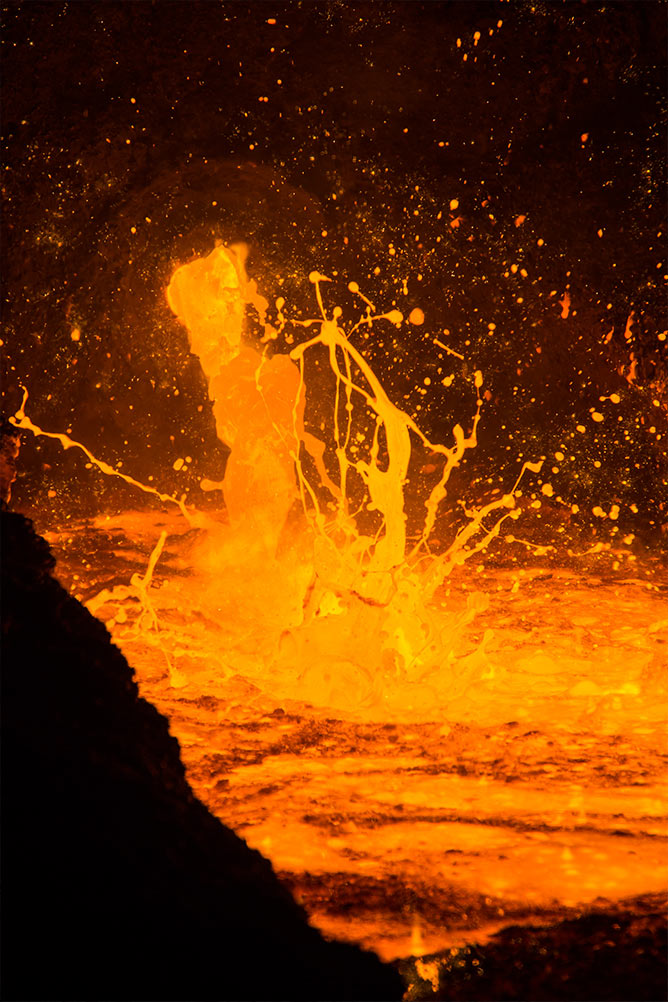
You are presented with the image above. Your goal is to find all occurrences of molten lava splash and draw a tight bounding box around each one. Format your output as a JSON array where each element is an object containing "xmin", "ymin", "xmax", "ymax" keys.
[
  {"xmin": 161, "ymin": 244, "xmax": 542, "ymax": 716},
  {"xmin": 166, "ymin": 243, "xmax": 299, "ymax": 550}
]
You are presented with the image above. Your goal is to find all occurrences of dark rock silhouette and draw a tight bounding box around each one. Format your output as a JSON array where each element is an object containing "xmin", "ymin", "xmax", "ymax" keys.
[{"xmin": 1, "ymin": 508, "xmax": 403, "ymax": 1001}]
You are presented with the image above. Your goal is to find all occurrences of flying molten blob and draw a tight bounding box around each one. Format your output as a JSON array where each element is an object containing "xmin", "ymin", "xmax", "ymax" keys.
[{"xmin": 167, "ymin": 244, "xmax": 302, "ymax": 552}]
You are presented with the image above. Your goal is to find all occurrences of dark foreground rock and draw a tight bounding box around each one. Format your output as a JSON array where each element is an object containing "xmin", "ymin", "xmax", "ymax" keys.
[
  {"xmin": 401, "ymin": 895, "xmax": 668, "ymax": 1001},
  {"xmin": 1, "ymin": 509, "xmax": 403, "ymax": 1002}
]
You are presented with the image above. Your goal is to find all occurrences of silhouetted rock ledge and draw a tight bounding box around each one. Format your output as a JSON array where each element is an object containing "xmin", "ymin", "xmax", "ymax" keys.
[{"xmin": 1, "ymin": 509, "xmax": 403, "ymax": 1002}]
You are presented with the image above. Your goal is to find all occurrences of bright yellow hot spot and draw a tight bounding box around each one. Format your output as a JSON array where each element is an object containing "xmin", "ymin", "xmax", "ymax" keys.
[{"xmin": 166, "ymin": 243, "xmax": 246, "ymax": 375}]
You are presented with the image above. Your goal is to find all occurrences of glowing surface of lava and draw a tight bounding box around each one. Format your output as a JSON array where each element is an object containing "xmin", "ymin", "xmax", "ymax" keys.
[
  {"xmin": 4, "ymin": 5, "xmax": 667, "ymax": 994},
  {"xmin": 48, "ymin": 510, "xmax": 667, "ymax": 961},
  {"xmin": 33, "ymin": 247, "xmax": 667, "ymax": 964}
]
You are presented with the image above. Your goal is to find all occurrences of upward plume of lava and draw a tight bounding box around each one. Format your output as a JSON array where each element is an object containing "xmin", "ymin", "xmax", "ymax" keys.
[{"xmin": 162, "ymin": 244, "xmax": 544, "ymax": 717}]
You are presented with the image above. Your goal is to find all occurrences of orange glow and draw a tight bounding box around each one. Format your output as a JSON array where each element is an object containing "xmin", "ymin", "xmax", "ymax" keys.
[
  {"xmin": 28, "ymin": 246, "xmax": 668, "ymax": 968},
  {"xmin": 157, "ymin": 246, "xmax": 549, "ymax": 715},
  {"xmin": 50, "ymin": 507, "xmax": 667, "ymax": 961}
]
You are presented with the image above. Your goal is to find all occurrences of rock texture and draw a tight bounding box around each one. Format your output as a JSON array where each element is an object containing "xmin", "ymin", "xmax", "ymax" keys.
[
  {"xmin": 1, "ymin": 508, "xmax": 403, "ymax": 1001},
  {"xmin": 401, "ymin": 897, "xmax": 668, "ymax": 1001}
]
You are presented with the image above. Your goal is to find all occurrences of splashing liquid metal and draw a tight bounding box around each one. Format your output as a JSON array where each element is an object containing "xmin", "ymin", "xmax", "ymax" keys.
[{"xmin": 163, "ymin": 245, "xmax": 542, "ymax": 717}]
